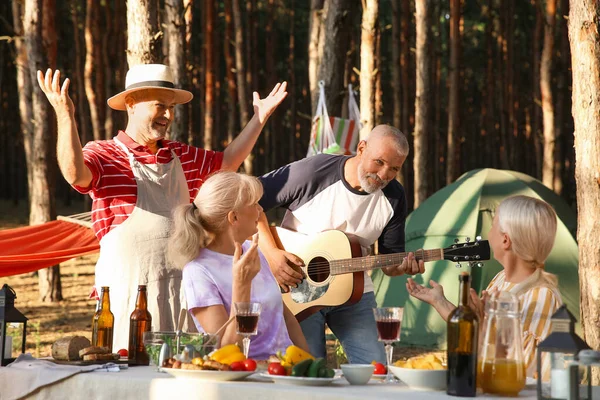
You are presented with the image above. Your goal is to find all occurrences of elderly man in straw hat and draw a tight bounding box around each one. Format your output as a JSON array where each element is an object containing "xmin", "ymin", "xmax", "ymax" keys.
[{"xmin": 37, "ymin": 65, "xmax": 287, "ymax": 350}]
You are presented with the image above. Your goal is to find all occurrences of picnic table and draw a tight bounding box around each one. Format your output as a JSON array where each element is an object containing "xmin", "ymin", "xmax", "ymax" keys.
[{"xmin": 3, "ymin": 363, "xmax": 599, "ymax": 400}]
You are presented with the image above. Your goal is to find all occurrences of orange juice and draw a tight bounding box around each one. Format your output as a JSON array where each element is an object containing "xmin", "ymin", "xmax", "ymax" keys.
[{"xmin": 478, "ymin": 359, "xmax": 526, "ymax": 396}]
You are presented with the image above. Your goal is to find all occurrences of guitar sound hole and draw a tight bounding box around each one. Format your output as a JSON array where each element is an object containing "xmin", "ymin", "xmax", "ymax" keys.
[{"xmin": 307, "ymin": 257, "xmax": 330, "ymax": 283}]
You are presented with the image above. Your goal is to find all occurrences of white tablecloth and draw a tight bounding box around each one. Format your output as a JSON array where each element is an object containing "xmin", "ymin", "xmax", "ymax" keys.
[{"xmin": 3, "ymin": 365, "xmax": 599, "ymax": 400}]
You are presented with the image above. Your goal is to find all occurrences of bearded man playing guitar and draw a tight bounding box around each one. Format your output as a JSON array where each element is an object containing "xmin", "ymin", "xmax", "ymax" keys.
[{"xmin": 257, "ymin": 124, "xmax": 425, "ymax": 364}]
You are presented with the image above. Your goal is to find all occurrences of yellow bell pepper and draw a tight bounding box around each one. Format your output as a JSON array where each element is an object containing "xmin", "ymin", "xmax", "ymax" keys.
[
  {"xmin": 220, "ymin": 351, "xmax": 246, "ymax": 365},
  {"xmin": 281, "ymin": 345, "xmax": 314, "ymax": 365},
  {"xmin": 209, "ymin": 344, "xmax": 242, "ymax": 363}
]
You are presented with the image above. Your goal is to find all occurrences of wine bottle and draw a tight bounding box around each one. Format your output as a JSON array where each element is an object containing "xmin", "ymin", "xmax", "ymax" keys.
[
  {"xmin": 128, "ymin": 285, "xmax": 152, "ymax": 365},
  {"xmin": 92, "ymin": 286, "xmax": 115, "ymax": 351},
  {"xmin": 447, "ymin": 271, "xmax": 478, "ymax": 397}
]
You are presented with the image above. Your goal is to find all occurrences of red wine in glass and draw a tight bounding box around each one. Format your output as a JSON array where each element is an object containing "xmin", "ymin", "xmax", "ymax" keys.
[
  {"xmin": 376, "ymin": 319, "xmax": 401, "ymax": 341},
  {"xmin": 236, "ymin": 314, "xmax": 259, "ymax": 334}
]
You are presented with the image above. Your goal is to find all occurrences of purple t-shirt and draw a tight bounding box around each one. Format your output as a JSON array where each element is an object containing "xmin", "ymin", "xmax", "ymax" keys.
[{"xmin": 182, "ymin": 241, "xmax": 293, "ymax": 360}]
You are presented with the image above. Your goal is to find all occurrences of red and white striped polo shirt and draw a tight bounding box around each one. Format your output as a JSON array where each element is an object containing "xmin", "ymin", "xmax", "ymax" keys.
[{"xmin": 73, "ymin": 131, "xmax": 223, "ymax": 241}]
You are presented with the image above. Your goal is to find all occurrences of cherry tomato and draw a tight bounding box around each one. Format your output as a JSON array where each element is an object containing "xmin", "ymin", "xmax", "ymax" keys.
[
  {"xmin": 373, "ymin": 362, "xmax": 387, "ymax": 375},
  {"xmin": 267, "ymin": 362, "xmax": 287, "ymax": 376},
  {"xmin": 229, "ymin": 361, "xmax": 246, "ymax": 371},
  {"xmin": 243, "ymin": 358, "xmax": 257, "ymax": 372},
  {"xmin": 117, "ymin": 349, "xmax": 128, "ymax": 357}
]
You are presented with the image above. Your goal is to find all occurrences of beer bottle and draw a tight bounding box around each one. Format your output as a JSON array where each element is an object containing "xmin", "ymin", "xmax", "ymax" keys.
[
  {"xmin": 92, "ymin": 286, "xmax": 115, "ymax": 351},
  {"xmin": 128, "ymin": 285, "xmax": 152, "ymax": 365},
  {"xmin": 447, "ymin": 272, "xmax": 478, "ymax": 397}
]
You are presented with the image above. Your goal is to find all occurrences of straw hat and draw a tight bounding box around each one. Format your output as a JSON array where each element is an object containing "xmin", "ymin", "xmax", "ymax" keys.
[{"xmin": 107, "ymin": 64, "xmax": 193, "ymax": 111}]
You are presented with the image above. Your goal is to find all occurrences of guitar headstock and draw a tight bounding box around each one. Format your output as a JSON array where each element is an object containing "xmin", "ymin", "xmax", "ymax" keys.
[{"xmin": 443, "ymin": 237, "xmax": 491, "ymax": 265}]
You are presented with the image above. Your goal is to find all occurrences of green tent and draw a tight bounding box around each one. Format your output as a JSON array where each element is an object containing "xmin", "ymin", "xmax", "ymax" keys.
[{"xmin": 372, "ymin": 168, "xmax": 579, "ymax": 348}]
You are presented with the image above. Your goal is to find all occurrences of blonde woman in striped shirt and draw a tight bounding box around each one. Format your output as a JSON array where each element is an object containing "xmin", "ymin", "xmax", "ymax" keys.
[{"xmin": 406, "ymin": 195, "xmax": 562, "ymax": 379}]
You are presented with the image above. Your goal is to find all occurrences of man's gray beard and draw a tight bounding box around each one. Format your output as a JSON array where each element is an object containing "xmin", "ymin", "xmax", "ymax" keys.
[{"xmin": 358, "ymin": 165, "xmax": 389, "ymax": 193}]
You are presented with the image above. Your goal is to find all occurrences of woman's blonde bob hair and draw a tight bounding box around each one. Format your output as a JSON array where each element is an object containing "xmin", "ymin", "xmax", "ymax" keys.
[
  {"xmin": 168, "ymin": 171, "xmax": 263, "ymax": 267},
  {"xmin": 496, "ymin": 195, "xmax": 558, "ymax": 287}
]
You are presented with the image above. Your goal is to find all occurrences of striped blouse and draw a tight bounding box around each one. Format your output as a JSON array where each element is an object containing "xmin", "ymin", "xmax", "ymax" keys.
[
  {"xmin": 486, "ymin": 269, "xmax": 562, "ymax": 379},
  {"xmin": 73, "ymin": 131, "xmax": 223, "ymax": 241}
]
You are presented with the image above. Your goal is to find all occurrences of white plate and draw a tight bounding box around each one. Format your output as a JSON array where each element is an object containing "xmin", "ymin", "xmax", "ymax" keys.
[
  {"xmin": 160, "ymin": 367, "xmax": 255, "ymax": 381},
  {"xmin": 260, "ymin": 373, "xmax": 336, "ymax": 386}
]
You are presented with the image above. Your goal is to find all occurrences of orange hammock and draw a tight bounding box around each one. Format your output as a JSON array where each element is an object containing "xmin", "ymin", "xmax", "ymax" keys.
[{"xmin": 0, "ymin": 220, "xmax": 99, "ymax": 277}]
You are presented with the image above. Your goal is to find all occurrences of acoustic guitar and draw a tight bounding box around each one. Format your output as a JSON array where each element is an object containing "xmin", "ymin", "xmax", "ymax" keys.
[{"xmin": 270, "ymin": 227, "xmax": 491, "ymax": 321}]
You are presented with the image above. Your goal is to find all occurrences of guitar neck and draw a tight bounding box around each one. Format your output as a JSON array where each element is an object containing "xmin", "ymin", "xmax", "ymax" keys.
[{"xmin": 330, "ymin": 249, "xmax": 444, "ymax": 275}]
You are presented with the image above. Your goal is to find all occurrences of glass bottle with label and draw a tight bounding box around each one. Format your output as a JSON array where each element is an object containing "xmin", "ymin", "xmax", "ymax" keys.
[
  {"xmin": 92, "ymin": 286, "xmax": 114, "ymax": 352},
  {"xmin": 128, "ymin": 285, "xmax": 152, "ymax": 365},
  {"xmin": 447, "ymin": 272, "xmax": 478, "ymax": 397}
]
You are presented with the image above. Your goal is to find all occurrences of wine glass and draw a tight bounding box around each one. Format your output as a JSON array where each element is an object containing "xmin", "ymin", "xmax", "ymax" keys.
[
  {"xmin": 373, "ymin": 307, "xmax": 404, "ymax": 383},
  {"xmin": 234, "ymin": 302, "xmax": 262, "ymax": 358}
]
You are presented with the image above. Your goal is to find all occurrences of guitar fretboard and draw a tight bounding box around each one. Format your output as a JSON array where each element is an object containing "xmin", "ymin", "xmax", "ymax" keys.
[{"xmin": 329, "ymin": 249, "xmax": 444, "ymax": 275}]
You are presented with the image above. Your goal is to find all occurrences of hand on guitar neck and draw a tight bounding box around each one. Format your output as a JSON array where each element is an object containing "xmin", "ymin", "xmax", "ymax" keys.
[{"xmin": 381, "ymin": 251, "xmax": 426, "ymax": 277}]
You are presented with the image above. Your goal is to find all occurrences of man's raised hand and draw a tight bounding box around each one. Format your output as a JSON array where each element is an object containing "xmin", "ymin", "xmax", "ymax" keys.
[
  {"xmin": 37, "ymin": 69, "xmax": 74, "ymax": 117},
  {"xmin": 253, "ymin": 81, "xmax": 288, "ymax": 124}
]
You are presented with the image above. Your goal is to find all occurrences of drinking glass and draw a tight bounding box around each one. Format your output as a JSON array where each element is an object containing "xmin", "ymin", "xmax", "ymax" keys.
[
  {"xmin": 234, "ymin": 302, "xmax": 262, "ymax": 358},
  {"xmin": 373, "ymin": 307, "xmax": 404, "ymax": 383}
]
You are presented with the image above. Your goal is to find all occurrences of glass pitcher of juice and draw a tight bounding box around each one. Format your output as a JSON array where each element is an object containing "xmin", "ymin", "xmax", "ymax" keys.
[{"xmin": 478, "ymin": 290, "xmax": 526, "ymax": 396}]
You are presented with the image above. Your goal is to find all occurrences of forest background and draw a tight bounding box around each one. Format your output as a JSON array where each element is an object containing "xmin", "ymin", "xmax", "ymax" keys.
[{"xmin": 0, "ymin": 0, "xmax": 598, "ymax": 380}]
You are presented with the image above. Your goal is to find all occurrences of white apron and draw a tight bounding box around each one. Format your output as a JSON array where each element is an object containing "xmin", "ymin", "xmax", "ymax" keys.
[{"xmin": 95, "ymin": 137, "xmax": 194, "ymax": 351}]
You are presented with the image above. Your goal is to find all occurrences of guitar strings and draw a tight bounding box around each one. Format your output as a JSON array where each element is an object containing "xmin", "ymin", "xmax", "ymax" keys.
[{"xmin": 291, "ymin": 245, "xmax": 485, "ymax": 275}]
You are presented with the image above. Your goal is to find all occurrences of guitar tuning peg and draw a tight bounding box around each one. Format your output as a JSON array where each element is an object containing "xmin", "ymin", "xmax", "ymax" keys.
[
  {"xmin": 477, "ymin": 262, "xmax": 484, "ymax": 268},
  {"xmin": 464, "ymin": 256, "xmax": 470, "ymax": 261},
  {"xmin": 476, "ymin": 236, "xmax": 482, "ymax": 242},
  {"xmin": 455, "ymin": 263, "xmax": 462, "ymax": 268},
  {"xmin": 465, "ymin": 237, "xmax": 471, "ymax": 243},
  {"xmin": 454, "ymin": 238, "xmax": 460, "ymax": 244}
]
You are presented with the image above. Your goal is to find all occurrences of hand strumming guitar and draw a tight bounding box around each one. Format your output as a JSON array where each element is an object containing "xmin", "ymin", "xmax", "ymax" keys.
[{"xmin": 263, "ymin": 248, "xmax": 305, "ymax": 293}]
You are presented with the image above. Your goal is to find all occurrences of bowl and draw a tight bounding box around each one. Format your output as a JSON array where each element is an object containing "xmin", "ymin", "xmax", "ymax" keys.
[
  {"xmin": 388, "ymin": 365, "xmax": 446, "ymax": 391},
  {"xmin": 340, "ymin": 364, "xmax": 374, "ymax": 385},
  {"xmin": 143, "ymin": 331, "xmax": 218, "ymax": 367}
]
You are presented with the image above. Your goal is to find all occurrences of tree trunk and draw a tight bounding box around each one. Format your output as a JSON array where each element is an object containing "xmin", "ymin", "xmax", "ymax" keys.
[
  {"xmin": 553, "ymin": 0, "xmax": 569, "ymax": 195},
  {"xmin": 231, "ymin": 0, "xmax": 251, "ymax": 173},
  {"xmin": 446, "ymin": 0, "xmax": 460, "ymax": 184},
  {"xmin": 202, "ymin": 0, "xmax": 214, "ymax": 150},
  {"xmin": 400, "ymin": 0, "xmax": 411, "ymax": 138},
  {"xmin": 69, "ymin": 2, "xmax": 90, "ymax": 146},
  {"xmin": 568, "ymin": 0, "xmax": 600, "ymax": 385},
  {"xmin": 391, "ymin": 0, "xmax": 401, "ymax": 131},
  {"xmin": 126, "ymin": 0, "xmax": 161, "ymax": 66},
  {"xmin": 359, "ymin": 0, "xmax": 378, "ymax": 140},
  {"xmin": 533, "ymin": 0, "xmax": 543, "ymax": 178},
  {"xmin": 265, "ymin": 0, "xmax": 277, "ymax": 171},
  {"xmin": 308, "ymin": 0, "xmax": 325, "ymax": 114},
  {"xmin": 374, "ymin": 26, "xmax": 382, "ymax": 126},
  {"xmin": 184, "ymin": 0, "xmax": 193, "ymax": 145},
  {"xmin": 413, "ymin": 0, "xmax": 431, "ymax": 208},
  {"xmin": 224, "ymin": 0, "xmax": 237, "ymax": 145},
  {"xmin": 165, "ymin": 0, "xmax": 189, "ymax": 143},
  {"xmin": 317, "ymin": 0, "xmax": 354, "ymax": 118},
  {"xmin": 541, "ymin": 0, "xmax": 556, "ymax": 189},
  {"xmin": 84, "ymin": 0, "xmax": 105, "ymax": 141},
  {"xmin": 288, "ymin": 0, "xmax": 297, "ymax": 163},
  {"xmin": 24, "ymin": 0, "xmax": 62, "ymax": 302},
  {"xmin": 12, "ymin": 0, "xmax": 33, "ymax": 193},
  {"xmin": 101, "ymin": 1, "xmax": 113, "ymax": 140}
]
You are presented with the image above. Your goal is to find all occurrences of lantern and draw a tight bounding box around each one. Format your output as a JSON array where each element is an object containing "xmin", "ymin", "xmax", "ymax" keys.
[
  {"xmin": 0, "ymin": 284, "xmax": 28, "ymax": 366},
  {"xmin": 536, "ymin": 305, "xmax": 590, "ymax": 400}
]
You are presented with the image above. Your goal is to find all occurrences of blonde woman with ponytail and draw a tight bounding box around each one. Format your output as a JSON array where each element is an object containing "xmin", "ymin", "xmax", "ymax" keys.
[
  {"xmin": 169, "ymin": 172, "xmax": 308, "ymax": 360},
  {"xmin": 406, "ymin": 195, "xmax": 562, "ymax": 378}
]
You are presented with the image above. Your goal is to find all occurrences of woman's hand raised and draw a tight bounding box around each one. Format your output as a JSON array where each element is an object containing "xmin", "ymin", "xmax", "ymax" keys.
[{"xmin": 232, "ymin": 234, "xmax": 261, "ymax": 285}]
